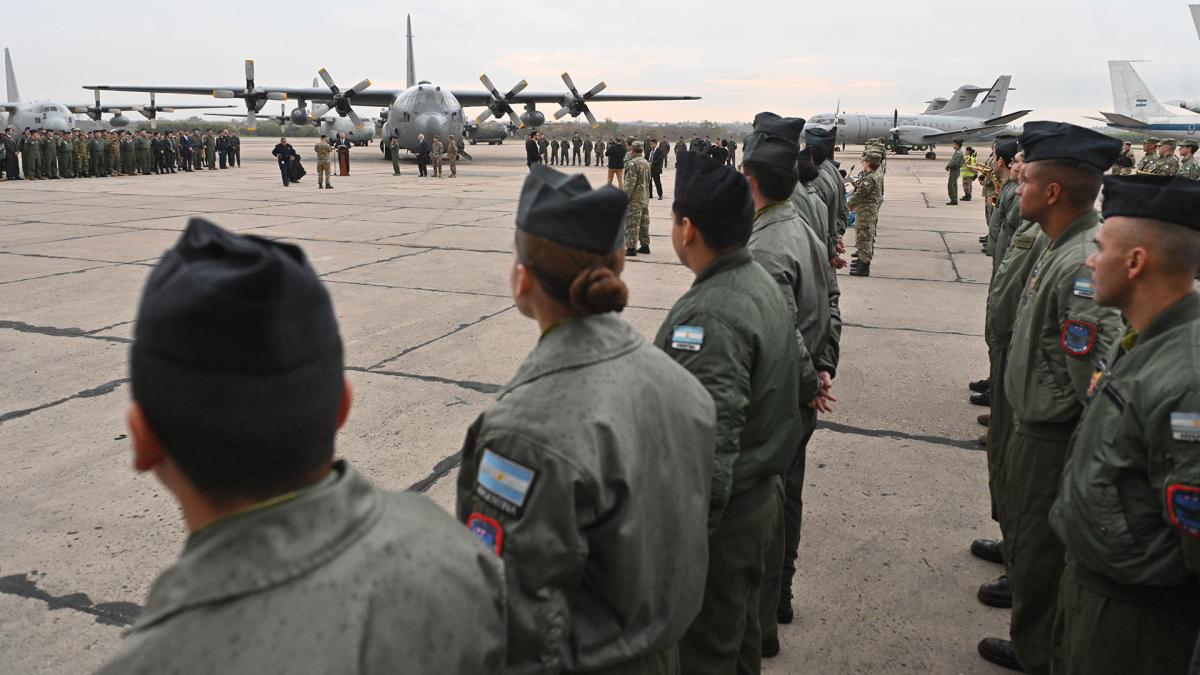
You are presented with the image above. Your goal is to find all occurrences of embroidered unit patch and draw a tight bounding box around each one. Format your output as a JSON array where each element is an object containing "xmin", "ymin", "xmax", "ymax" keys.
[
  {"xmin": 1072, "ymin": 278, "xmax": 1095, "ymax": 298},
  {"xmin": 671, "ymin": 325, "xmax": 705, "ymax": 352},
  {"xmin": 1171, "ymin": 412, "xmax": 1200, "ymax": 442},
  {"xmin": 1167, "ymin": 484, "xmax": 1200, "ymax": 539},
  {"xmin": 475, "ymin": 449, "xmax": 536, "ymax": 517},
  {"xmin": 467, "ymin": 512, "xmax": 504, "ymax": 555},
  {"xmin": 1060, "ymin": 319, "xmax": 1097, "ymax": 356}
]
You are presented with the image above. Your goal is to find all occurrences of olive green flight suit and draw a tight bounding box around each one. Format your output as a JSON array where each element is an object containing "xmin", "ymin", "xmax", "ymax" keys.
[
  {"xmin": 456, "ymin": 313, "xmax": 716, "ymax": 674},
  {"xmin": 984, "ymin": 218, "xmax": 1048, "ymax": 524},
  {"xmin": 1002, "ymin": 209, "xmax": 1123, "ymax": 673},
  {"xmin": 1050, "ymin": 292, "xmax": 1200, "ymax": 675},
  {"xmin": 21, "ymin": 136, "xmax": 41, "ymax": 179},
  {"xmin": 88, "ymin": 137, "xmax": 104, "ymax": 177},
  {"xmin": 56, "ymin": 135, "xmax": 74, "ymax": 178},
  {"xmin": 99, "ymin": 461, "xmax": 506, "ymax": 674},
  {"xmin": 946, "ymin": 148, "xmax": 964, "ymax": 203},
  {"xmin": 40, "ymin": 134, "xmax": 57, "ymax": 178},
  {"xmin": 655, "ymin": 248, "xmax": 804, "ymax": 675}
]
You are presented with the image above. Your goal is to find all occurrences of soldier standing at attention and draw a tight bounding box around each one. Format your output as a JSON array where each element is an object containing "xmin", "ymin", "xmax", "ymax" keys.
[
  {"xmin": 594, "ymin": 138, "xmax": 605, "ymax": 169},
  {"xmin": 1112, "ymin": 141, "xmax": 1135, "ymax": 175},
  {"xmin": 1136, "ymin": 138, "xmax": 1158, "ymax": 173},
  {"xmin": 1179, "ymin": 141, "xmax": 1200, "ymax": 179},
  {"xmin": 582, "ymin": 135, "xmax": 593, "ymax": 166},
  {"xmin": 161, "ymin": 133, "xmax": 176, "ymax": 174},
  {"xmin": 848, "ymin": 151, "xmax": 884, "ymax": 277},
  {"xmin": 456, "ymin": 165, "xmax": 714, "ymax": 674},
  {"xmin": 623, "ymin": 141, "xmax": 651, "ymax": 255},
  {"xmin": 98, "ymin": 219, "xmax": 506, "ymax": 674},
  {"xmin": 57, "ymin": 131, "xmax": 74, "ymax": 179},
  {"xmin": 446, "ymin": 135, "xmax": 458, "ymax": 177},
  {"xmin": 571, "ymin": 132, "xmax": 582, "ymax": 165},
  {"xmin": 946, "ymin": 140, "xmax": 964, "ymax": 205},
  {"xmin": 40, "ymin": 129, "xmax": 57, "ymax": 179},
  {"xmin": 976, "ymin": 122, "xmax": 1123, "ymax": 673},
  {"xmin": 216, "ymin": 131, "xmax": 228, "ymax": 169},
  {"xmin": 524, "ymin": 131, "xmax": 540, "ymax": 170},
  {"xmin": 661, "ymin": 152, "xmax": 803, "ymax": 675},
  {"xmin": 89, "ymin": 131, "xmax": 104, "ymax": 177},
  {"xmin": 726, "ymin": 136, "xmax": 737, "ymax": 167},
  {"xmin": 313, "ymin": 135, "xmax": 333, "ymax": 189},
  {"xmin": 121, "ymin": 131, "xmax": 136, "ymax": 176},
  {"xmin": 229, "ymin": 131, "xmax": 240, "ymax": 167},
  {"xmin": 1151, "ymin": 138, "xmax": 1180, "ymax": 176},
  {"xmin": 674, "ymin": 137, "xmax": 687, "ymax": 166},
  {"xmin": 431, "ymin": 135, "xmax": 444, "ymax": 177},
  {"xmin": 204, "ymin": 130, "xmax": 217, "ymax": 170},
  {"xmin": 961, "ymin": 146, "xmax": 978, "ymax": 201},
  {"xmin": 193, "ymin": 129, "xmax": 204, "ymax": 171},
  {"xmin": 549, "ymin": 137, "xmax": 560, "ymax": 166},
  {"xmin": 389, "ymin": 131, "xmax": 403, "ymax": 175},
  {"xmin": 1048, "ymin": 175, "xmax": 1200, "ymax": 675},
  {"xmin": 72, "ymin": 130, "xmax": 87, "ymax": 177},
  {"xmin": 107, "ymin": 132, "xmax": 121, "ymax": 176},
  {"xmin": 537, "ymin": 133, "xmax": 549, "ymax": 164}
]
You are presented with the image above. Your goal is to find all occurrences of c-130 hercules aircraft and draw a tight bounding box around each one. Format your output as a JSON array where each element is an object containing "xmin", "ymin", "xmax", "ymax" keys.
[{"xmin": 84, "ymin": 15, "xmax": 700, "ymax": 158}]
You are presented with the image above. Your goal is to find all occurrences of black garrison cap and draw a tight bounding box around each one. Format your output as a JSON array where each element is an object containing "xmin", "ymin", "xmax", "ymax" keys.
[
  {"xmin": 743, "ymin": 112, "xmax": 805, "ymax": 171},
  {"xmin": 1018, "ymin": 121, "xmax": 1122, "ymax": 171},
  {"xmin": 674, "ymin": 151, "xmax": 754, "ymax": 228},
  {"xmin": 995, "ymin": 137, "xmax": 1020, "ymax": 163},
  {"xmin": 516, "ymin": 164, "xmax": 627, "ymax": 254},
  {"xmin": 1101, "ymin": 175, "xmax": 1200, "ymax": 231},
  {"xmin": 797, "ymin": 146, "xmax": 814, "ymax": 162},
  {"xmin": 134, "ymin": 218, "xmax": 341, "ymax": 374},
  {"xmin": 803, "ymin": 126, "xmax": 834, "ymax": 150}
]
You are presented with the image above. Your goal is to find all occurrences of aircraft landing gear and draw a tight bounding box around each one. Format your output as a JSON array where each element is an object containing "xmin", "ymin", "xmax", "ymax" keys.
[{"xmin": 925, "ymin": 151, "xmax": 937, "ymax": 160}]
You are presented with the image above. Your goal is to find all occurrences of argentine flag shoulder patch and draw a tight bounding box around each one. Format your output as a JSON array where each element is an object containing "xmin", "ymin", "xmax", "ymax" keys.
[
  {"xmin": 671, "ymin": 325, "xmax": 705, "ymax": 352},
  {"xmin": 1073, "ymin": 277, "xmax": 1095, "ymax": 299},
  {"xmin": 476, "ymin": 448, "xmax": 537, "ymax": 517},
  {"xmin": 1171, "ymin": 412, "xmax": 1200, "ymax": 443}
]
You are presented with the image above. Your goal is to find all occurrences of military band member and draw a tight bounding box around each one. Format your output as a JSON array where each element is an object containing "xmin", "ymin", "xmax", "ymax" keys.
[
  {"xmin": 977, "ymin": 122, "xmax": 1123, "ymax": 673},
  {"xmin": 1049, "ymin": 175, "xmax": 1200, "ymax": 675},
  {"xmin": 98, "ymin": 219, "xmax": 506, "ymax": 674},
  {"xmin": 456, "ymin": 165, "xmax": 714, "ymax": 674}
]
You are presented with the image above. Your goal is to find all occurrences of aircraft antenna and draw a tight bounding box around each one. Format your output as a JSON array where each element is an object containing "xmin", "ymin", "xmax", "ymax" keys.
[{"xmin": 406, "ymin": 15, "xmax": 416, "ymax": 89}]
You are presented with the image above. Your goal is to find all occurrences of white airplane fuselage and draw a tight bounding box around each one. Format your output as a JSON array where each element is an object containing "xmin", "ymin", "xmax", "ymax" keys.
[
  {"xmin": 380, "ymin": 82, "xmax": 466, "ymax": 154},
  {"xmin": 808, "ymin": 112, "xmax": 1008, "ymax": 146},
  {"xmin": 320, "ymin": 116, "xmax": 374, "ymax": 144},
  {"xmin": 2, "ymin": 100, "xmax": 75, "ymax": 132},
  {"xmin": 1104, "ymin": 118, "xmax": 1200, "ymax": 141}
]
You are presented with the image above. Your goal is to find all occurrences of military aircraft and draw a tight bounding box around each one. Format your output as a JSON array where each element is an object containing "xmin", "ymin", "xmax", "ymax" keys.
[
  {"xmin": 922, "ymin": 84, "xmax": 991, "ymax": 115},
  {"xmin": 1087, "ymin": 61, "xmax": 1200, "ymax": 141},
  {"xmin": 83, "ymin": 15, "xmax": 699, "ymax": 158},
  {"xmin": 206, "ymin": 102, "xmax": 380, "ymax": 146},
  {"xmin": 807, "ymin": 76, "xmax": 1030, "ymax": 158},
  {"xmin": 0, "ymin": 48, "xmax": 227, "ymax": 132}
]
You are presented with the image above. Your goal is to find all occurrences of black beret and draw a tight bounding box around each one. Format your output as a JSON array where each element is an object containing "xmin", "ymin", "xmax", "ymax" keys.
[
  {"xmin": 516, "ymin": 164, "xmax": 627, "ymax": 254},
  {"xmin": 674, "ymin": 151, "xmax": 753, "ymax": 230},
  {"xmin": 1018, "ymin": 121, "xmax": 1122, "ymax": 171},
  {"xmin": 743, "ymin": 112, "xmax": 805, "ymax": 171},
  {"xmin": 1101, "ymin": 175, "xmax": 1200, "ymax": 231},
  {"xmin": 995, "ymin": 137, "xmax": 1019, "ymax": 163},
  {"xmin": 134, "ymin": 218, "xmax": 341, "ymax": 374}
]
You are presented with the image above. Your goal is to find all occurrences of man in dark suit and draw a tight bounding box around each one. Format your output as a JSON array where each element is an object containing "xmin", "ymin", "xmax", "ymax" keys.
[
  {"xmin": 525, "ymin": 131, "xmax": 541, "ymax": 170},
  {"xmin": 4, "ymin": 128, "xmax": 22, "ymax": 179},
  {"xmin": 217, "ymin": 132, "xmax": 228, "ymax": 169},
  {"xmin": 271, "ymin": 137, "xmax": 298, "ymax": 186},
  {"xmin": 149, "ymin": 134, "xmax": 163, "ymax": 175},
  {"xmin": 648, "ymin": 139, "xmax": 667, "ymax": 199},
  {"xmin": 415, "ymin": 133, "xmax": 430, "ymax": 177},
  {"xmin": 179, "ymin": 133, "xmax": 193, "ymax": 172}
]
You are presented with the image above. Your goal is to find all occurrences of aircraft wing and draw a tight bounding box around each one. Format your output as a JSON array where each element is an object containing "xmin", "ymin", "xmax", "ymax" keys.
[
  {"xmin": 1098, "ymin": 111, "xmax": 1148, "ymax": 128},
  {"xmin": 919, "ymin": 125, "xmax": 1012, "ymax": 143},
  {"xmin": 985, "ymin": 110, "xmax": 1032, "ymax": 126},
  {"xmin": 0, "ymin": 102, "xmax": 18, "ymax": 112},
  {"xmin": 449, "ymin": 89, "xmax": 700, "ymax": 107},
  {"xmin": 83, "ymin": 85, "xmax": 402, "ymax": 108}
]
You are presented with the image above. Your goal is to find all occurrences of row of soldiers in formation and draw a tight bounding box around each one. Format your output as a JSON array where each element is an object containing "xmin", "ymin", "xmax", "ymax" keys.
[
  {"xmin": 1115, "ymin": 137, "xmax": 1200, "ymax": 178},
  {"xmin": 536, "ymin": 133, "xmax": 741, "ymax": 167},
  {"xmin": 963, "ymin": 122, "xmax": 1200, "ymax": 674},
  {"xmin": 99, "ymin": 112, "xmax": 867, "ymax": 674},
  {"xmin": 0, "ymin": 126, "xmax": 242, "ymax": 180}
]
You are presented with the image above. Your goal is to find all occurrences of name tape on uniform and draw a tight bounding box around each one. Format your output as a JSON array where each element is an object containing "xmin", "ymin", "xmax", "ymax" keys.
[
  {"xmin": 1171, "ymin": 412, "xmax": 1200, "ymax": 442},
  {"xmin": 671, "ymin": 325, "xmax": 705, "ymax": 352},
  {"xmin": 476, "ymin": 448, "xmax": 536, "ymax": 517}
]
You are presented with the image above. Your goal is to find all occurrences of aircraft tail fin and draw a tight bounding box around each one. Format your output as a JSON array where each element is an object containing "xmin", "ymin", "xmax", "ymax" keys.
[
  {"xmin": 406, "ymin": 15, "xmax": 416, "ymax": 89},
  {"xmin": 4, "ymin": 48, "xmax": 19, "ymax": 103},
  {"xmin": 958, "ymin": 76, "xmax": 1011, "ymax": 118},
  {"xmin": 1109, "ymin": 60, "xmax": 1169, "ymax": 118},
  {"xmin": 1191, "ymin": 5, "xmax": 1200, "ymax": 41}
]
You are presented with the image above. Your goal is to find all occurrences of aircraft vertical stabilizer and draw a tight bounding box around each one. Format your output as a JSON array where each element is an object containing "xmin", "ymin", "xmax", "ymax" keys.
[
  {"xmin": 4, "ymin": 48, "xmax": 19, "ymax": 102},
  {"xmin": 1191, "ymin": 5, "xmax": 1200, "ymax": 41},
  {"xmin": 406, "ymin": 16, "xmax": 416, "ymax": 89},
  {"xmin": 958, "ymin": 76, "xmax": 1011, "ymax": 118},
  {"xmin": 1109, "ymin": 61, "xmax": 1170, "ymax": 118}
]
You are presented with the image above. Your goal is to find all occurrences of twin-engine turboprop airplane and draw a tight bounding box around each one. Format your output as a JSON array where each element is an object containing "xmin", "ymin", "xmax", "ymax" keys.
[{"xmin": 83, "ymin": 15, "xmax": 699, "ymax": 157}]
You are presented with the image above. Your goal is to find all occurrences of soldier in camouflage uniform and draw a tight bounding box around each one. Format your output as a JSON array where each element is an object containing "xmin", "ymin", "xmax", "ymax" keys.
[
  {"xmin": 431, "ymin": 136, "xmax": 443, "ymax": 177},
  {"xmin": 447, "ymin": 135, "xmax": 458, "ymax": 177},
  {"xmin": 1150, "ymin": 138, "xmax": 1180, "ymax": 176},
  {"xmin": 623, "ymin": 141, "xmax": 651, "ymax": 255},
  {"xmin": 106, "ymin": 132, "xmax": 121, "ymax": 176},
  {"xmin": 1136, "ymin": 138, "xmax": 1158, "ymax": 173},
  {"xmin": 1179, "ymin": 141, "xmax": 1200, "ymax": 179},
  {"xmin": 40, "ymin": 129, "xmax": 57, "ymax": 179},
  {"xmin": 848, "ymin": 151, "xmax": 883, "ymax": 276},
  {"xmin": 313, "ymin": 135, "xmax": 333, "ymax": 189},
  {"xmin": 73, "ymin": 130, "xmax": 89, "ymax": 177},
  {"xmin": 981, "ymin": 143, "xmax": 998, "ymax": 222},
  {"xmin": 57, "ymin": 131, "xmax": 74, "ymax": 178}
]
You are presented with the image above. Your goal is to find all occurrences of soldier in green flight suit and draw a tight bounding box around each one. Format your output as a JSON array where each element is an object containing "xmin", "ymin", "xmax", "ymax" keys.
[
  {"xmin": 659, "ymin": 151, "xmax": 804, "ymax": 675},
  {"xmin": 40, "ymin": 129, "xmax": 57, "ymax": 179},
  {"xmin": 99, "ymin": 218, "xmax": 507, "ymax": 674},
  {"xmin": 21, "ymin": 131, "xmax": 41, "ymax": 179},
  {"xmin": 88, "ymin": 131, "xmax": 105, "ymax": 177},
  {"xmin": 739, "ymin": 113, "xmax": 840, "ymax": 659},
  {"xmin": 946, "ymin": 139, "xmax": 964, "ymax": 204},
  {"xmin": 1048, "ymin": 175, "xmax": 1200, "ymax": 675},
  {"xmin": 976, "ymin": 122, "xmax": 1124, "ymax": 673},
  {"xmin": 455, "ymin": 165, "xmax": 716, "ymax": 674},
  {"xmin": 135, "ymin": 131, "xmax": 152, "ymax": 175},
  {"xmin": 1179, "ymin": 141, "xmax": 1200, "ymax": 179}
]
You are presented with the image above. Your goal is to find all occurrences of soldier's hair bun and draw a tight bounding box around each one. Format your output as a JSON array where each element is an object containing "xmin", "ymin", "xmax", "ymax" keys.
[{"xmin": 569, "ymin": 266, "xmax": 627, "ymax": 316}]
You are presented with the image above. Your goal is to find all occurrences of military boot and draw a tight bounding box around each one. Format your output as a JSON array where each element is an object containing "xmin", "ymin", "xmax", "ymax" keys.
[
  {"xmin": 850, "ymin": 261, "xmax": 870, "ymax": 277},
  {"xmin": 977, "ymin": 575, "xmax": 1012, "ymax": 608},
  {"xmin": 977, "ymin": 638, "xmax": 1023, "ymax": 671}
]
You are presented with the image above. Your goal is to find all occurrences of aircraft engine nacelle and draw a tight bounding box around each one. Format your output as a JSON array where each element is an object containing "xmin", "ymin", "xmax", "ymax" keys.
[
  {"xmin": 520, "ymin": 110, "xmax": 545, "ymax": 128},
  {"xmin": 891, "ymin": 126, "xmax": 942, "ymax": 145},
  {"xmin": 290, "ymin": 107, "xmax": 310, "ymax": 125},
  {"xmin": 110, "ymin": 113, "xmax": 129, "ymax": 128}
]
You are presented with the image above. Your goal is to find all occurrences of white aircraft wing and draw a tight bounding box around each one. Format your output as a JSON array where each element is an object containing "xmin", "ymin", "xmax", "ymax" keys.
[
  {"xmin": 83, "ymin": 85, "xmax": 401, "ymax": 109},
  {"xmin": 0, "ymin": 102, "xmax": 18, "ymax": 113},
  {"xmin": 1098, "ymin": 111, "xmax": 1149, "ymax": 128},
  {"xmin": 919, "ymin": 125, "xmax": 1012, "ymax": 143}
]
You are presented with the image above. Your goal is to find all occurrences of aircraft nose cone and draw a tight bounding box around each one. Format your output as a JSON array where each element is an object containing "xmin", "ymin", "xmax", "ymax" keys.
[
  {"xmin": 43, "ymin": 117, "xmax": 70, "ymax": 132},
  {"xmin": 418, "ymin": 113, "xmax": 448, "ymax": 144}
]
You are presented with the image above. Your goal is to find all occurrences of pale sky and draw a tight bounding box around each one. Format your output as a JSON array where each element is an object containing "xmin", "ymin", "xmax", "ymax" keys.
[{"xmin": 6, "ymin": 0, "xmax": 1200, "ymax": 126}]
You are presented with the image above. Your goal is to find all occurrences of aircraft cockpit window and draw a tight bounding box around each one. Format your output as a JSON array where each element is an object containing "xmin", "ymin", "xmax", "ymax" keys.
[{"xmin": 836, "ymin": 118, "xmax": 846, "ymax": 125}]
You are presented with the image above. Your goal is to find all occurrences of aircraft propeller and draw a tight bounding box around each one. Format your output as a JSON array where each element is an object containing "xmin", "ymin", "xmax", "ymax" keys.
[
  {"xmin": 74, "ymin": 90, "xmax": 118, "ymax": 122},
  {"xmin": 133, "ymin": 93, "xmax": 177, "ymax": 129},
  {"xmin": 891, "ymin": 109, "xmax": 901, "ymax": 149},
  {"xmin": 476, "ymin": 74, "xmax": 527, "ymax": 128},
  {"xmin": 317, "ymin": 68, "xmax": 371, "ymax": 129},
  {"xmin": 553, "ymin": 72, "xmax": 605, "ymax": 127},
  {"xmin": 212, "ymin": 60, "xmax": 287, "ymax": 132}
]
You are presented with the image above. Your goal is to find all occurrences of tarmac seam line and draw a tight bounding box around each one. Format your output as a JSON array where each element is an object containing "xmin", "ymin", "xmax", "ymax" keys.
[
  {"xmin": 367, "ymin": 304, "xmax": 517, "ymax": 371},
  {"xmin": 820, "ymin": 420, "xmax": 981, "ymax": 452},
  {"xmin": 0, "ymin": 377, "xmax": 130, "ymax": 426}
]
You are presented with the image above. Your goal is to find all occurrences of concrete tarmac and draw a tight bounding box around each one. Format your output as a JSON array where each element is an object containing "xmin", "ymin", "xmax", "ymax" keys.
[{"xmin": 0, "ymin": 137, "xmax": 1009, "ymax": 673}]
